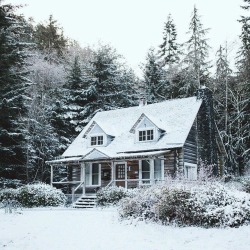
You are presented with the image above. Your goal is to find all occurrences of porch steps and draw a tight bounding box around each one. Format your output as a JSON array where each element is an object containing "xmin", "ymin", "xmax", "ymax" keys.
[{"xmin": 73, "ymin": 196, "xmax": 97, "ymax": 208}]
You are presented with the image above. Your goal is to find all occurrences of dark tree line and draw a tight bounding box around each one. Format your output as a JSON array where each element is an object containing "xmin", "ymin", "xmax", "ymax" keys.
[
  {"xmin": 142, "ymin": 4, "xmax": 249, "ymax": 175},
  {"xmin": 0, "ymin": 1, "xmax": 249, "ymax": 186}
]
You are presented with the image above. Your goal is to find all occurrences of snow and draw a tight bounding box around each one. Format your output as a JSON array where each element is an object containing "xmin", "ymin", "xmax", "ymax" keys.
[
  {"xmin": 60, "ymin": 96, "xmax": 202, "ymax": 159},
  {"xmin": 0, "ymin": 207, "xmax": 249, "ymax": 250}
]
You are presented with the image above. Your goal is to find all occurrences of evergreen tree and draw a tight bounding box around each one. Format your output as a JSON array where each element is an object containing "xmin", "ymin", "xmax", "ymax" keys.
[
  {"xmin": 0, "ymin": 1, "xmax": 30, "ymax": 181},
  {"xmin": 158, "ymin": 14, "xmax": 180, "ymax": 67},
  {"xmin": 184, "ymin": 5, "xmax": 211, "ymax": 88},
  {"xmin": 33, "ymin": 15, "xmax": 67, "ymax": 57},
  {"xmin": 142, "ymin": 48, "xmax": 167, "ymax": 102},
  {"xmin": 214, "ymin": 44, "xmax": 232, "ymax": 131},
  {"xmin": 232, "ymin": 0, "xmax": 250, "ymax": 173},
  {"xmin": 82, "ymin": 45, "xmax": 137, "ymax": 128},
  {"xmin": 24, "ymin": 50, "xmax": 67, "ymax": 182},
  {"xmin": 63, "ymin": 55, "xmax": 87, "ymax": 134}
]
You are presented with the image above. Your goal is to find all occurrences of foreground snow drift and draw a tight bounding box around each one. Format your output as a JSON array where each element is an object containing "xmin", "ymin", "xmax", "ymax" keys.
[{"xmin": 0, "ymin": 207, "xmax": 250, "ymax": 250}]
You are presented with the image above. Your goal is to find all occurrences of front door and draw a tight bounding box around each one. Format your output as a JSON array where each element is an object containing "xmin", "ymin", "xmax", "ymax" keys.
[{"xmin": 115, "ymin": 163, "xmax": 126, "ymax": 187}]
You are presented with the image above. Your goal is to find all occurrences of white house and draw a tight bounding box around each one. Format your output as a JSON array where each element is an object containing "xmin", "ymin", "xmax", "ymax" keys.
[{"xmin": 47, "ymin": 88, "xmax": 226, "ymax": 205}]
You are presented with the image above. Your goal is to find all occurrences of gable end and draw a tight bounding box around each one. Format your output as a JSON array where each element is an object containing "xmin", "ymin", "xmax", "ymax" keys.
[{"xmin": 83, "ymin": 121, "xmax": 97, "ymax": 138}]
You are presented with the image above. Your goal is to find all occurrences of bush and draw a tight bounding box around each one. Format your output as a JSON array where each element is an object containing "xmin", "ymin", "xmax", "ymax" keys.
[
  {"xmin": 0, "ymin": 183, "xmax": 66, "ymax": 208},
  {"xmin": 187, "ymin": 183, "xmax": 250, "ymax": 227},
  {"xmin": 0, "ymin": 188, "xmax": 18, "ymax": 201},
  {"xmin": 119, "ymin": 186, "xmax": 164, "ymax": 220},
  {"xmin": 96, "ymin": 186, "xmax": 128, "ymax": 206},
  {"xmin": 157, "ymin": 188, "xmax": 191, "ymax": 224},
  {"xmin": 118, "ymin": 183, "xmax": 250, "ymax": 228},
  {"xmin": 17, "ymin": 183, "xmax": 66, "ymax": 207},
  {"xmin": 240, "ymin": 178, "xmax": 250, "ymax": 193}
]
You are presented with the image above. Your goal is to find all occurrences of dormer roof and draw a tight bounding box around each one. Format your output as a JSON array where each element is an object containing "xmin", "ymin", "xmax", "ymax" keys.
[{"xmin": 130, "ymin": 113, "xmax": 165, "ymax": 133}]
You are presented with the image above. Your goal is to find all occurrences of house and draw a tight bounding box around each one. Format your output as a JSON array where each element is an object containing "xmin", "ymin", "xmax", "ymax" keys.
[{"xmin": 47, "ymin": 87, "xmax": 226, "ymax": 201}]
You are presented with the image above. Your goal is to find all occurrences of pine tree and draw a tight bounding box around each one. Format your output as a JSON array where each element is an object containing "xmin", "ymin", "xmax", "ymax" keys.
[
  {"xmin": 63, "ymin": 55, "xmax": 87, "ymax": 134},
  {"xmin": 232, "ymin": 0, "xmax": 250, "ymax": 173},
  {"xmin": 184, "ymin": 5, "xmax": 211, "ymax": 88},
  {"xmin": 63, "ymin": 44, "xmax": 137, "ymax": 136},
  {"xmin": 142, "ymin": 48, "xmax": 168, "ymax": 102},
  {"xmin": 24, "ymin": 50, "xmax": 67, "ymax": 182},
  {"xmin": 33, "ymin": 15, "xmax": 67, "ymax": 57},
  {"xmin": 214, "ymin": 44, "xmax": 232, "ymax": 130},
  {"xmin": 158, "ymin": 14, "xmax": 180, "ymax": 67},
  {"xmin": 0, "ymin": 1, "xmax": 30, "ymax": 181},
  {"xmin": 82, "ymin": 45, "xmax": 137, "ymax": 125}
]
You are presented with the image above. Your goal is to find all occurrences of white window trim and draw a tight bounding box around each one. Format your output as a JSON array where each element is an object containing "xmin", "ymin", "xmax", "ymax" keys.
[
  {"xmin": 89, "ymin": 133, "xmax": 107, "ymax": 147},
  {"xmin": 136, "ymin": 126, "xmax": 157, "ymax": 143},
  {"xmin": 85, "ymin": 163, "xmax": 101, "ymax": 187},
  {"xmin": 184, "ymin": 162, "xmax": 197, "ymax": 181}
]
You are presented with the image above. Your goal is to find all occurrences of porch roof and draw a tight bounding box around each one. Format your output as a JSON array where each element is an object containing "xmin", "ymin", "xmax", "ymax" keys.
[
  {"xmin": 47, "ymin": 150, "xmax": 172, "ymax": 165},
  {"xmin": 47, "ymin": 156, "xmax": 82, "ymax": 165},
  {"xmin": 112, "ymin": 150, "xmax": 170, "ymax": 160}
]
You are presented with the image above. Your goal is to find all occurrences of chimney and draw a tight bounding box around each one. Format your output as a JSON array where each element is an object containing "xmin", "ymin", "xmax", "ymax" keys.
[
  {"xmin": 139, "ymin": 98, "xmax": 147, "ymax": 107},
  {"xmin": 196, "ymin": 86, "xmax": 218, "ymax": 174}
]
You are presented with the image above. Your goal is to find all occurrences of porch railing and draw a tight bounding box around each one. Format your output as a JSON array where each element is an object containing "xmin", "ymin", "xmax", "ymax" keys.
[
  {"xmin": 106, "ymin": 179, "xmax": 166, "ymax": 189},
  {"xmin": 72, "ymin": 180, "xmax": 85, "ymax": 203}
]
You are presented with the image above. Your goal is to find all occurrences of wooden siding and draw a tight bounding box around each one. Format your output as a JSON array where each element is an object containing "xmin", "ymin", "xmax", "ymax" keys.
[
  {"xmin": 164, "ymin": 151, "xmax": 176, "ymax": 177},
  {"xmin": 72, "ymin": 165, "xmax": 81, "ymax": 182},
  {"xmin": 183, "ymin": 120, "xmax": 198, "ymax": 165},
  {"xmin": 176, "ymin": 148, "xmax": 184, "ymax": 175}
]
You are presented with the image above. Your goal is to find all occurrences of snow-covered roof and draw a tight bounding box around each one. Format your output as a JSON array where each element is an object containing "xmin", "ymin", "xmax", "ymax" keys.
[{"xmin": 62, "ymin": 96, "xmax": 202, "ymax": 160}]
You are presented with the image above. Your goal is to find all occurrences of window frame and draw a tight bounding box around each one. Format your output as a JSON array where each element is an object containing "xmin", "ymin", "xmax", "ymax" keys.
[
  {"xmin": 89, "ymin": 133, "xmax": 105, "ymax": 147},
  {"xmin": 85, "ymin": 163, "xmax": 101, "ymax": 187},
  {"xmin": 137, "ymin": 127, "xmax": 155, "ymax": 142}
]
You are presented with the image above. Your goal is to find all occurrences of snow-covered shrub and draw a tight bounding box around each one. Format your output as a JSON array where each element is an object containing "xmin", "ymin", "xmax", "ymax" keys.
[
  {"xmin": 188, "ymin": 183, "xmax": 250, "ymax": 227},
  {"xmin": 17, "ymin": 183, "xmax": 66, "ymax": 207},
  {"xmin": 96, "ymin": 186, "xmax": 128, "ymax": 206},
  {"xmin": 0, "ymin": 188, "xmax": 21, "ymax": 213},
  {"xmin": 119, "ymin": 186, "xmax": 165, "ymax": 220},
  {"xmin": 118, "ymin": 182, "xmax": 250, "ymax": 227},
  {"xmin": 238, "ymin": 177, "xmax": 250, "ymax": 193},
  {"xmin": 157, "ymin": 188, "xmax": 191, "ymax": 224},
  {"xmin": 0, "ymin": 188, "xmax": 18, "ymax": 202}
]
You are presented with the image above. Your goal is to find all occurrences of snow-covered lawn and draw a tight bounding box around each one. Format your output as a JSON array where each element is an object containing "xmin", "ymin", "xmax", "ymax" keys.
[{"xmin": 0, "ymin": 207, "xmax": 250, "ymax": 250}]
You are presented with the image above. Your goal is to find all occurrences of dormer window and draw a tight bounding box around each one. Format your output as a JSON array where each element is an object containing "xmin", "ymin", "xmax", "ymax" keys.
[
  {"xmin": 91, "ymin": 135, "xmax": 104, "ymax": 146},
  {"xmin": 139, "ymin": 129, "xmax": 154, "ymax": 141}
]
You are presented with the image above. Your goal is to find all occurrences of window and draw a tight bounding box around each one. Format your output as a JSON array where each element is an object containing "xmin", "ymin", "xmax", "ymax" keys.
[
  {"xmin": 85, "ymin": 163, "xmax": 100, "ymax": 186},
  {"xmin": 92, "ymin": 163, "xmax": 99, "ymax": 185},
  {"xmin": 185, "ymin": 163, "xmax": 197, "ymax": 181},
  {"xmin": 139, "ymin": 129, "xmax": 154, "ymax": 141},
  {"xmin": 91, "ymin": 135, "xmax": 103, "ymax": 146},
  {"xmin": 154, "ymin": 159, "xmax": 162, "ymax": 180},
  {"xmin": 142, "ymin": 160, "xmax": 150, "ymax": 184},
  {"xmin": 116, "ymin": 164, "xmax": 125, "ymax": 179}
]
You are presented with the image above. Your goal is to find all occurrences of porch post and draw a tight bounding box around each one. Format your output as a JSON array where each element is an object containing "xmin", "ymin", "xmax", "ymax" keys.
[
  {"xmin": 161, "ymin": 159, "xmax": 165, "ymax": 182},
  {"xmin": 111, "ymin": 161, "xmax": 115, "ymax": 186},
  {"xmin": 150, "ymin": 159, "xmax": 154, "ymax": 185},
  {"xmin": 80, "ymin": 163, "xmax": 86, "ymax": 196},
  {"xmin": 50, "ymin": 165, "xmax": 53, "ymax": 186},
  {"xmin": 139, "ymin": 160, "xmax": 142, "ymax": 186}
]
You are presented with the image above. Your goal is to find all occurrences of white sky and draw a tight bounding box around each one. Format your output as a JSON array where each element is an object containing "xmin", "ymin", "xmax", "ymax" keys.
[{"xmin": 8, "ymin": 0, "xmax": 244, "ymax": 75}]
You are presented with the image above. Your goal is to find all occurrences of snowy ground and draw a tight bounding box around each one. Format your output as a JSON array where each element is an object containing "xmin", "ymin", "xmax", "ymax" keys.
[{"xmin": 0, "ymin": 207, "xmax": 250, "ymax": 250}]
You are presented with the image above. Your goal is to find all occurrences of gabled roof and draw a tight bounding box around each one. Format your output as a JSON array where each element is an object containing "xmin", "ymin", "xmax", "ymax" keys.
[
  {"xmin": 61, "ymin": 96, "xmax": 202, "ymax": 160},
  {"xmin": 130, "ymin": 113, "xmax": 165, "ymax": 133}
]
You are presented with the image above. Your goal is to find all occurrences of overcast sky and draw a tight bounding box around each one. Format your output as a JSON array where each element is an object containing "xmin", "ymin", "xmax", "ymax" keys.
[{"xmin": 8, "ymin": 0, "xmax": 244, "ymax": 75}]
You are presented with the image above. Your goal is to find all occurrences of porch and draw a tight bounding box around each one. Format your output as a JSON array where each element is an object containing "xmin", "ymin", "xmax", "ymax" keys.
[
  {"xmin": 51, "ymin": 159, "xmax": 165, "ymax": 202},
  {"xmin": 49, "ymin": 149, "xmax": 183, "ymax": 203}
]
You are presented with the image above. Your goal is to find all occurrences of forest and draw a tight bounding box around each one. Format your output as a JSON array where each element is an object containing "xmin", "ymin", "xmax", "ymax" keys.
[{"xmin": 0, "ymin": 0, "xmax": 249, "ymax": 186}]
